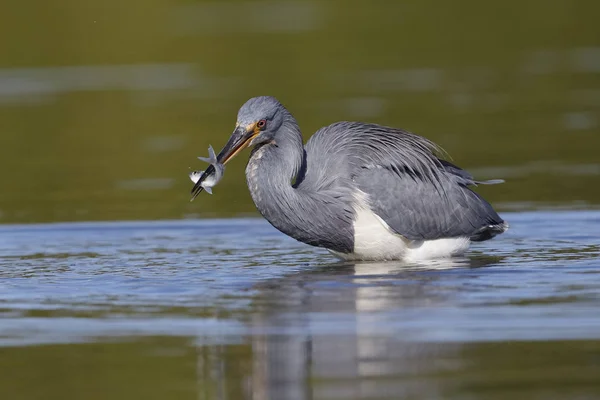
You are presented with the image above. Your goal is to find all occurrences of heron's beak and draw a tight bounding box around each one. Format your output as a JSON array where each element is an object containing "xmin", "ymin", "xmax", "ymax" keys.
[
  {"xmin": 190, "ymin": 123, "xmax": 258, "ymax": 201},
  {"xmin": 215, "ymin": 123, "xmax": 259, "ymax": 165}
]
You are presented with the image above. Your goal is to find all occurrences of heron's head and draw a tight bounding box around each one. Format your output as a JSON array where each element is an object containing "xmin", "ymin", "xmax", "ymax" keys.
[
  {"xmin": 215, "ymin": 96, "xmax": 285, "ymax": 165},
  {"xmin": 190, "ymin": 96, "xmax": 288, "ymax": 200}
]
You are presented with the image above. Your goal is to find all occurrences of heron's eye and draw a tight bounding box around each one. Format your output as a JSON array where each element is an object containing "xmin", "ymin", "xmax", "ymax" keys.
[{"xmin": 257, "ymin": 119, "xmax": 267, "ymax": 130}]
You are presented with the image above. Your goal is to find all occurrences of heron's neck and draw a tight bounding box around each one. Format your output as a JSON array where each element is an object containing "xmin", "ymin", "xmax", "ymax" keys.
[
  {"xmin": 246, "ymin": 112, "xmax": 304, "ymax": 222},
  {"xmin": 245, "ymin": 113, "xmax": 353, "ymax": 253}
]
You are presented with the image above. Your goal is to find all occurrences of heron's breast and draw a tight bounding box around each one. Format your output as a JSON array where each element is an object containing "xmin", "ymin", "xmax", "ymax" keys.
[
  {"xmin": 339, "ymin": 192, "xmax": 470, "ymax": 261},
  {"xmin": 246, "ymin": 149, "xmax": 268, "ymax": 202},
  {"xmin": 348, "ymin": 203, "xmax": 410, "ymax": 260}
]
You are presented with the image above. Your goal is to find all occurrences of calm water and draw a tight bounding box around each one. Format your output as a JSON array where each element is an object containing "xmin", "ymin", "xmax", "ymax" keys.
[
  {"xmin": 1, "ymin": 0, "xmax": 600, "ymax": 398},
  {"xmin": 1, "ymin": 211, "xmax": 599, "ymax": 399},
  {"xmin": 1, "ymin": 1, "xmax": 600, "ymax": 223}
]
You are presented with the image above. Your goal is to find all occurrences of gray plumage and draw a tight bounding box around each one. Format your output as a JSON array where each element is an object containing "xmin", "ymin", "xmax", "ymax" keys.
[
  {"xmin": 193, "ymin": 96, "xmax": 508, "ymax": 257},
  {"xmin": 302, "ymin": 121, "xmax": 506, "ymax": 242}
]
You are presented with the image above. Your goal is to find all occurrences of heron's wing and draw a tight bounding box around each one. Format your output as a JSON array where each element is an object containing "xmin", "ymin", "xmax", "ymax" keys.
[
  {"xmin": 438, "ymin": 159, "xmax": 504, "ymax": 186},
  {"xmin": 303, "ymin": 121, "xmax": 447, "ymax": 191},
  {"xmin": 302, "ymin": 121, "xmax": 506, "ymax": 241},
  {"xmin": 354, "ymin": 167, "xmax": 505, "ymax": 241}
]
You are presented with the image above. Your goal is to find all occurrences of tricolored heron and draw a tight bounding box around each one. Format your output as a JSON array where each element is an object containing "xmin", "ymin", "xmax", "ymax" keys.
[{"xmin": 191, "ymin": 96, "xmax": 507, "ymax": 261}]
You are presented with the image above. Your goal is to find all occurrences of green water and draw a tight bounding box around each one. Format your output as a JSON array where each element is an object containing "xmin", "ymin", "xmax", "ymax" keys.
[
  {"xmin": 1, "ymin": 1, "xmax": 600, "ymax": 399},
  {"xmin": 1, "ymin": 0, "xmax": 599, "ymax": 224}
]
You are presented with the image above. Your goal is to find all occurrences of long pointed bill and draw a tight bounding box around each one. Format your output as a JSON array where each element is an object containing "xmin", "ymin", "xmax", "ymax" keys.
[{"xmin": 190, "ymin": 124, "xmax": 258, "ymax": 201}]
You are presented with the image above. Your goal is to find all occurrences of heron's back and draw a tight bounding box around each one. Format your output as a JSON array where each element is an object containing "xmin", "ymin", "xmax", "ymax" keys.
[
  {"xmin": 301, "ymin": 121, "xmax": 444, "ymax": 189},
  {"xmin": 299, "ymin": 121, "xmax": 507, "ymax": 242}
]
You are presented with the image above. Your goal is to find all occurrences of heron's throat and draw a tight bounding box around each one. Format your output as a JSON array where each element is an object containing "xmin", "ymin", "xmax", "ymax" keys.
[{"xmin": 246, "ymin": 118, "xmax": 304, "ymax": 198}]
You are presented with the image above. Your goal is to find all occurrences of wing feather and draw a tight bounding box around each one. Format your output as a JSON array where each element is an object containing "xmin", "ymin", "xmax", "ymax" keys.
[{"xmin": 300, "ymin": 121, "xmax": 506, "ymax": 241}]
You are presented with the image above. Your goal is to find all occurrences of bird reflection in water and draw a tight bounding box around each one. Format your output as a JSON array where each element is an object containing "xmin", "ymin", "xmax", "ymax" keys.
[{"xmin": 193, "ymin": 255, "xmax": 503, "ymax": 400}]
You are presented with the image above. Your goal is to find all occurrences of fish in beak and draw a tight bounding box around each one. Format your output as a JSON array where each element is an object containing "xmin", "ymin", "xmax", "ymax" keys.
[
  {"xmin": 190, "ymin": 123, "xmax": 259, "ymax": 201},
  {"xmin": 188, "ymin": 145, "xmax": 224, "ymax": 195}
]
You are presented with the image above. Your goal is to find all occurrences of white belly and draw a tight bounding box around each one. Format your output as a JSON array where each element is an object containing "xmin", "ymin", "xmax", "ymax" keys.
[{"xmin": 330, "ymin": 202, "xmax": 470, "ymax": 262}]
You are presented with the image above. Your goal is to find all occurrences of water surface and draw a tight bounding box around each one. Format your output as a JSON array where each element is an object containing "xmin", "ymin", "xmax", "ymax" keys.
[
  {"xmin": 1, "ymin": 1, "xmax": 600, "ymax": 398},
  {"xmin": 1, "ymin": 210, "xmax": 599, "ymax": 399}
]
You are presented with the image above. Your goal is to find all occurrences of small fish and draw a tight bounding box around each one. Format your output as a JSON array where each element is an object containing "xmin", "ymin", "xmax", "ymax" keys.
[
  {"xmin": 188, "ymin": 170, "xmax": 219, "ymax": 194},
  {"xmin": 188, "ymin": 145, "xmax": 225, "ymax": 195}
]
